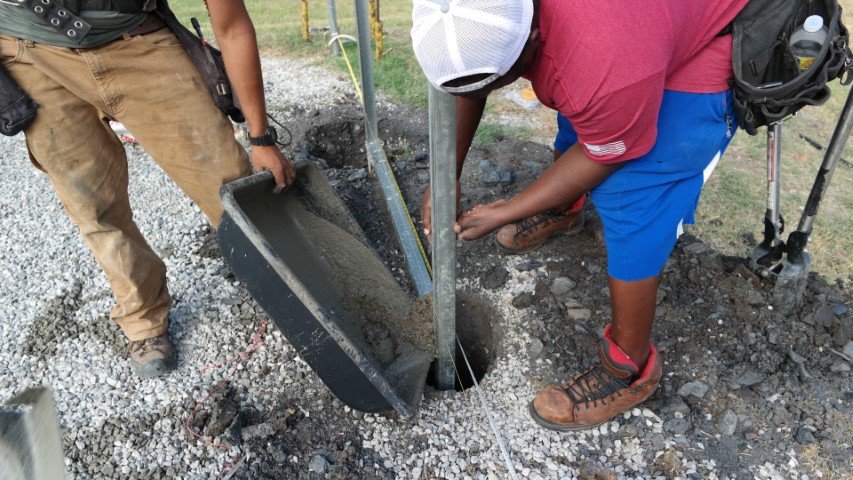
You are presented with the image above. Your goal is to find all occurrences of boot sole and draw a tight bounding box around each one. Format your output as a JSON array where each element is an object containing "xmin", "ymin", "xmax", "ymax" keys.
[
  {"xmin": 527, "ymin": 401, "xmax": 608, "ymax": 432},
  {"xmin": 131, "ymin": 357, "xmax": 178, "ymax": 379},
  {"xmin": 495, "ymin": 220, "xmax": 585, "ymax": 255}
]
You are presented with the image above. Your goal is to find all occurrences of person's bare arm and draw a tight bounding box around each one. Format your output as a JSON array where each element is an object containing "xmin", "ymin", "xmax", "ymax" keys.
[
  {"xmin": 205, "ymin": 0, "xmax": 295, "ymax": 192},
  {"xmin": 455, "ymin": 143, "xmax": 622, "ymax": 239},
  {"xmin": 421, "ymin": 95, "xmax": 487, "ymax": 236}
]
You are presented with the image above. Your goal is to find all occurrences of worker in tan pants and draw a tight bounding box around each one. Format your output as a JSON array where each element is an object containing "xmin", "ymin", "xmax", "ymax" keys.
[{"xmin": 0, "ymin": 0, "xmax": 294, "ymax": 378}]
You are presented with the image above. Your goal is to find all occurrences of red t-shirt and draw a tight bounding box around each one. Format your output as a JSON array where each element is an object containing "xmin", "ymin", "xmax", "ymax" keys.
[{"xmin": 524, "ymin": 0, "xmax": 749, "ymax": 163}]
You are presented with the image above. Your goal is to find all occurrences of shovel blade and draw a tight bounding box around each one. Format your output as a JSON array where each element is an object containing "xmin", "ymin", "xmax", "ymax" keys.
[{"xmin": 771, "ymin": 251, "xmax": 812, "ymax": 316}]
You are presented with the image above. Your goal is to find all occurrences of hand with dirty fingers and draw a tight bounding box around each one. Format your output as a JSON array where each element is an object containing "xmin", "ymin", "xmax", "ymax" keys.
[
  {"xmin": 419, "ymin": 180, "xmax": 461, "ymax": 241},
  {"xmin": 454, "ymin": 199, "xmax": 512, "ymax": 241},
  {"xmin": 251, "ymin": 144, "xmax": 295, "ymax": 193}
]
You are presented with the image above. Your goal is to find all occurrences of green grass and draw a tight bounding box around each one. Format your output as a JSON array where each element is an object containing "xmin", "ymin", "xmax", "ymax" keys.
[
  {"xmin": 172, "ymin": 0, "xmax": 853, "ymax": 283},
  {"xmin": 474, "ymin": 124, "xmax": 534, "ymax": 144}
]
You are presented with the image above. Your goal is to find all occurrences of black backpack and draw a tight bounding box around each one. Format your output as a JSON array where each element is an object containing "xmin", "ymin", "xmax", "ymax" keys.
[{"xmin": 730, "ymin": 0, "xmax": 853, "ymax": 135}]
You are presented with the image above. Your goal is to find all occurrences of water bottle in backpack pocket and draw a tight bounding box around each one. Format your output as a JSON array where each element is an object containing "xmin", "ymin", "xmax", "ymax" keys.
[{"xmin": 789, "ymin": 15, "xmax": 829, "ymax": 72}]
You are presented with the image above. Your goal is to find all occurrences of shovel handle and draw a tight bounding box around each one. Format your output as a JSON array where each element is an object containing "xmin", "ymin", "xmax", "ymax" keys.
[{"xmin": 787, "ymin": 86, "xmax": 853, "ymax": 262}]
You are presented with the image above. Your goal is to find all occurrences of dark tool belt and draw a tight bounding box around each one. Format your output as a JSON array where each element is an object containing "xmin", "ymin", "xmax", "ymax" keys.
[
  {"xmin": 0, "ymin": 64, "xmax": 38, "ymax": 136},
  {"xmin": 155, "ymin": 0, "xmax": 245, "ymax": 123},
  {"xmin": 61, "ymin": 0, "xmax": 150, "ymax": 13},
  {"xmin": 126, "ymin": 12, "xmax": 165, "ymax": 37}
]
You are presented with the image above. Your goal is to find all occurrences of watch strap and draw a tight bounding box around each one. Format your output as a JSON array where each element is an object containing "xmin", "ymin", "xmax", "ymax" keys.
[{"xmin": 249, "ymin": 125, "xmax": 277, "ymax": 146}]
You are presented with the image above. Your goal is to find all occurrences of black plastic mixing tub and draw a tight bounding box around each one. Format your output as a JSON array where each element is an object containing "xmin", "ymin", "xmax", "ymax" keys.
[{"xmin": 217, "ymin": 164, "xmax": 433, "ymax": 417}]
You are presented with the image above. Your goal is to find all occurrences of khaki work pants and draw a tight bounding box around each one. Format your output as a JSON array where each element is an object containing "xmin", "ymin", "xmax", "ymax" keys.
[{"xmin": 0, "ymin": 28, "xmax": 251, "ymax": 341}]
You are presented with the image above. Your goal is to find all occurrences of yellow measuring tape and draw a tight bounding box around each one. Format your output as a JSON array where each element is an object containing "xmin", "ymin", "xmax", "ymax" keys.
[{"xmin": 333, "ymin": 36, "xmax": 433, "ymax": 277}]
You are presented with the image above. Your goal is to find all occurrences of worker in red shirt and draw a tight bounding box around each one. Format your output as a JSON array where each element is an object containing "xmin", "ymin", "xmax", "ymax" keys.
[{"xmin": 412, "ymin": 0, "xmax": 748, "ymax": 430}]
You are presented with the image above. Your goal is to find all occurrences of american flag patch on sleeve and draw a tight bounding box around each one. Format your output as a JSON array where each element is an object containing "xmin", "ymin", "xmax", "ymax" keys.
[{"xmin": 584, "ymin": 140, "xmax": 626, "ymax": 156}]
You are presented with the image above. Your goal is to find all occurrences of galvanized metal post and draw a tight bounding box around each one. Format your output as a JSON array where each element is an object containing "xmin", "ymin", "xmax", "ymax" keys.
[
  {"xmin": 327, "ymin": 0, "xmax": 341, "ymax": 56},
  {"xmin": 354, "ymin": 0, "xmax": 378, "ymax": 145},
  {"xmin": 428, "ymin": 85, "xmax": 457, "ymax": 391},
  {"xmin": 766, "ymin": 122, "xmax": 783, "ymax": 248}
]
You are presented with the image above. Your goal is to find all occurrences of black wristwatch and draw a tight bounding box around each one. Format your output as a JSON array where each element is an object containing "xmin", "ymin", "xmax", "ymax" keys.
[{"xmin": 248, "ymin": 125, "xmax": 278, "ymax": 146}]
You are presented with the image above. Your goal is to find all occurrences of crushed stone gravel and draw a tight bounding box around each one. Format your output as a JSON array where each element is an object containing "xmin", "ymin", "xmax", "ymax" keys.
[{"xmin": 0, "ymin": 57, "xmax": 850, "ymax": 480}]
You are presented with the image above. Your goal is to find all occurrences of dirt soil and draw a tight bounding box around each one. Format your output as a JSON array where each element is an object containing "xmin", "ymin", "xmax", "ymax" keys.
[{"xmin": 193, "ymin": 102, "xmax": 852, "ymax": 479}]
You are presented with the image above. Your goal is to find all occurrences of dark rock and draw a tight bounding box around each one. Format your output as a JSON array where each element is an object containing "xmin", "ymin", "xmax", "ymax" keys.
[
  {"xmin": 683, "ymin": 242, "xmax": 711, "ymax": 255},
  {"xmin": 512, "ymin": 292, "xmax": 533, "ymax": 309},
  {"xmin": 727, "ymin": 368, "xmax": 765, "ymax": 388},
  {"xmin": 478, "ymin": 160, "xmax": 513, "ymax": 185},
  {"xmin": 813, "ymin": 304, "xmax": 837, "ymax": 329},
  {"xmin": 795, "ymin": 427, "xmax": 816, "ymax": 444},
  {"xmin": 661, "ymin": 396, "xmax": 691, "ymax": 417},
  {"xmin": 831, "ymin": 316, "xmax": 853, "ymax": 347},
  {"xmin": 347, "ymin": 168, "xmax": 368, "ymax": 182},
  {"xmin": 309, "ymin": 454, "xmax": 330, "ymax": 473},
  {"xmin": 829, "ymin": 361, "xmax": 850, "ymax": 373},
  {"xmin": 677, "ymin": 381, "xmax": 709, "ymax": 399},
  {"xmin": 550, "ymin": 277, "xmax": 576, "ymax": 298},
  {"xmin": 718, "ymin": 409, "xmax": 738, "ymax": 436},
  {"xmin": 664, "ymin": 417, "xmax": 690, "ymax": 435},
  {"xmin": 649, "ymin": 433, "xmax": 667, "ymax": 451},
  {"xmin": 529, "ymin": 338, "xmax": 545, "ymax": 359},
  {"xmin": 481, "ymin": 265, "xmax": 508, "ymax": 290}
]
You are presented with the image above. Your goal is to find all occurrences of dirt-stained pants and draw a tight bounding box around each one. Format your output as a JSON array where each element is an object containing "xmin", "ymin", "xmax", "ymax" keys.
[{"xmin": 0, "ymin": 29, "xmax": 251, "ymax": 341}]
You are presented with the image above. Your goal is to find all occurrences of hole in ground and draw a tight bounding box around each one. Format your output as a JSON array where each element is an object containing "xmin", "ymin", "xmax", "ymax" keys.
[
  {"xmin": 303, "ymin": 120, "xmax": 367, "ymax": 169},
  {"xmin": 427, "ymin": 291, "xmax": 501, "ymax": 391}
]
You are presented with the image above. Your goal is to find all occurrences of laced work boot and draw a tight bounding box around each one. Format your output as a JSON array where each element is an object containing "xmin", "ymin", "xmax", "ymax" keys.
[
  {"xmin": 529, "ymin": 325, "xmax": 662, "ymax": 431},
  {"xmin": 128, "ymin": 332, "xmax": 177, "ymax": 379},
  {"xmin": 495, "ymin": 208, "xmax": 584, "ymax": 254}
]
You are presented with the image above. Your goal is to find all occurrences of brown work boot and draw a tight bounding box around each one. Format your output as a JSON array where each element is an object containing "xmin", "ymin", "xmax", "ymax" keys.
[
  {"xmin": 495, "ymin": 208, "xmax": 584, "ymax": 254},
  {"xmin": 128, "ymin": 332, "xmax": 177, "ymax": 379},
  {"xmin": 529, "ymin": 325, "xmax": 662, "ymax": 431}
]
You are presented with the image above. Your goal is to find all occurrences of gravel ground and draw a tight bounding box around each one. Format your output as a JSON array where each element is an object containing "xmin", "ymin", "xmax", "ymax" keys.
[{"xmin": 1, "ymin": 57, "xmax": 851, "ymax": 480}]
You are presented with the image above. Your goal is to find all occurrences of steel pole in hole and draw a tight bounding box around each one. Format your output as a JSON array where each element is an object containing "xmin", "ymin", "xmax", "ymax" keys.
[
  {"xmin": 428, "ymin": 86, "xmax": 457, "ymax": 391},
  {"xmin": 327, "ymin": 0, "xmax": 341, "ymax": 56},
  {"xmin": 354, "ymin": 0, "xmax": 378, "ymax": 149}
]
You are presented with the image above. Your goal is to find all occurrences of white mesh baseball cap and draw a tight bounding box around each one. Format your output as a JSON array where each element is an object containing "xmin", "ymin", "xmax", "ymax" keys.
[{"xmin": 411, "ymin": 0, "xmax": 534, "ymax": 93}]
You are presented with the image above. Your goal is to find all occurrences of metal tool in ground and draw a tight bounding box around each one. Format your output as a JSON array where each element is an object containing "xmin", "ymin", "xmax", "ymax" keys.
[
  {"xmin": 751, "ymin": 121, "xmax": 786, "ymax": 272},
  {"xmin": 751, "ymin": 86, "xmax": 853, "ymax": 314}
]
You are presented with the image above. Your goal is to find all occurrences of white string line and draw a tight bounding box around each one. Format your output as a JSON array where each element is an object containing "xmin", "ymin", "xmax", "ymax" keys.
[
  {"xmin": 334, "ymin": 34, "xmax": 516, "ymax": 476},
  {"xmin": 320, "ymin": 29, "xmax": 516, "ymax": 477},
  {"xmin": 454, "ymin": 337, "xmax": 520, "ymax": 480}
]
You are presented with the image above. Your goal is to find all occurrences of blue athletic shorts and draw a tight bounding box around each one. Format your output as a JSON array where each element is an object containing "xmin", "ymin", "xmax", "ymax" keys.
[{"xmin": 555, "ymin": 90, "xmax": 738, "ymax": 281}]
